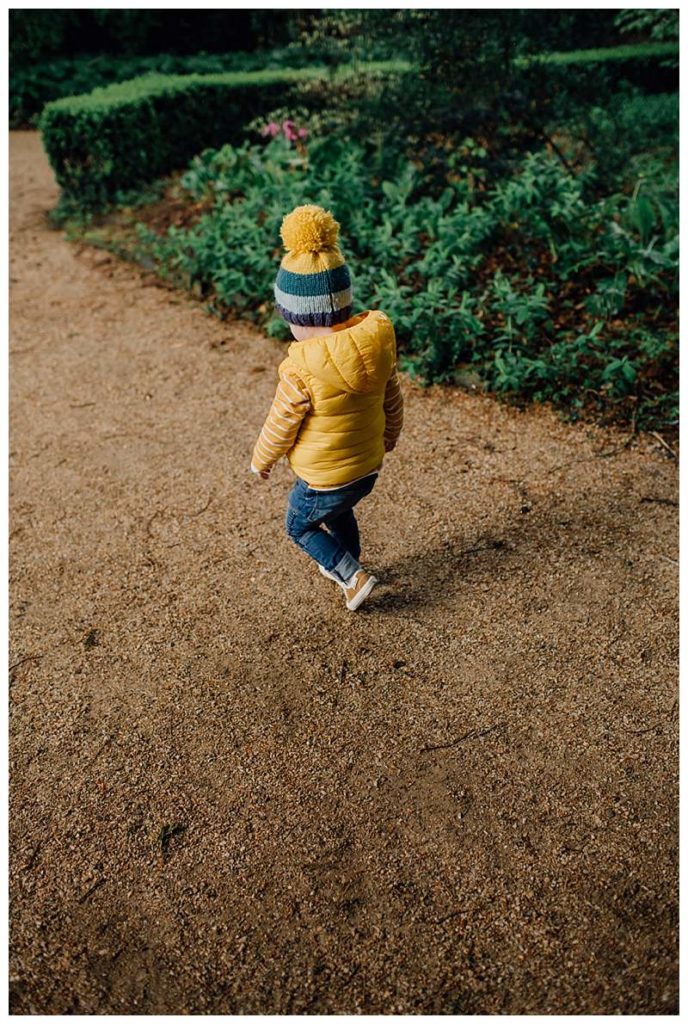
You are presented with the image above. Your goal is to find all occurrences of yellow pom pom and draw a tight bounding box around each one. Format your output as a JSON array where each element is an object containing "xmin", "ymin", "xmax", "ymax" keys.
[{"xmin": 280, "ymin": 204, "xmax": 340, "ymax": 254}]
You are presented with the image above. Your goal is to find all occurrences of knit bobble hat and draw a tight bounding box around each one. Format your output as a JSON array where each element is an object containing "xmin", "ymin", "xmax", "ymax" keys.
[{"xmin": 274, "ymin": 204, "xmax": 353, "ymax": 327}]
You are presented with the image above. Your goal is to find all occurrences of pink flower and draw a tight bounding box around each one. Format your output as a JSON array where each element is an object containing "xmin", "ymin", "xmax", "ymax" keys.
[
  {"xmin": 260, "ymin": 121, "xmax": 280, "ymax": 138},
  {"xmin": 282, "ymin": 119, "xmax": 298, "ymax": 142},
  {"xmin": 297, "ymin": 127, "xmax": 308, "ymax": 139}
]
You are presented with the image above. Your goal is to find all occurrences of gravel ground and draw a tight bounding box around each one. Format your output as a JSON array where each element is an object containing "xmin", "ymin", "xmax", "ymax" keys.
[{"xmin": 9, "ymin": 130, "xmax": 679, "ymax": 1015}]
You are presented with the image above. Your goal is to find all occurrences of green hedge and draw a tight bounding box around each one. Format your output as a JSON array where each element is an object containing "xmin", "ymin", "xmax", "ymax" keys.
[
  {"xmin": 39, "ymin": 62, "xmax": 409, "ymax": 208},
  {"xmin": 518, "ymin": 41, "xmax": 678, "ymax": 95},
  {"xmin": 28, "ymin": 37, "xmax": 676, "ymax": 132},
  {"xmin": 10, "ymin": 46, "xmax": 330, "ymax": 128},
  {"xmin": 521, "ymin": 40, "xmax": 678, "ymax": 66}
]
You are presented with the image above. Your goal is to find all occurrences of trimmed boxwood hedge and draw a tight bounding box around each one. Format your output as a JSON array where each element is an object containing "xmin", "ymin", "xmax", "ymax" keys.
[
  {"xmin": 518, "ymin": 41, "xmax": 678, "ymax": 93},
  {"xmin": 10, "ymin": 46, "xmax": 337, "ymax": 128},
  {"xmin": 520, "ymin": 41, "xmax": 678, "ymax": 66},
  {"xmin": 39, "ymin": 63, "xmax": 409, "ymax": 208},
  {"xmin": 19, "ymin": 41, "xmax": 678, "ymax": 129}
]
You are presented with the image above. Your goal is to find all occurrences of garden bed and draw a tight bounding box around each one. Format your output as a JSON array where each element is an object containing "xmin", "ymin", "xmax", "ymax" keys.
[{"xmin": 63, "ymin": 87, "xmax": 678, "ymax": 435}]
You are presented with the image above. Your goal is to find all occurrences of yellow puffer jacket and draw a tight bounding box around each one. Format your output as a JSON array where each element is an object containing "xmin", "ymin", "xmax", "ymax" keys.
[{"xmin": 281, "ymin": 309, "xmax": 397, "ymax": 488}]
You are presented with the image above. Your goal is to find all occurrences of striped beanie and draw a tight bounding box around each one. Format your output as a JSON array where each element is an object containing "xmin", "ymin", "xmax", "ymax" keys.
[{"xmin": 274, "ymin": 205, "xmax": 353, "ymax": 327}]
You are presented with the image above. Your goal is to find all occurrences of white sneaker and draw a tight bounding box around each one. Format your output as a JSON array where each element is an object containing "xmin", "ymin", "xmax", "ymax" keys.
[
  {"xmin": 318, "ymin": 563, "xmax": 378, "ymax": 609},
  {"xmin": 343, "ymin": 570, "xmax": 378, "ymax": 611}
]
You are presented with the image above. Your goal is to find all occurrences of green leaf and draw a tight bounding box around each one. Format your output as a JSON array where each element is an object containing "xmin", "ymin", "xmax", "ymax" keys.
[{"xmin": 631, "ymin": 195, "xmax": 656, "ymax": 242}]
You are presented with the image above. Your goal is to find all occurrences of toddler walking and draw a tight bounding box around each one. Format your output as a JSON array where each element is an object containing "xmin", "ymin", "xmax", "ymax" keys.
[{"xmin": 250, "ymin": 204, "xmax": 403, "ymax": 610}]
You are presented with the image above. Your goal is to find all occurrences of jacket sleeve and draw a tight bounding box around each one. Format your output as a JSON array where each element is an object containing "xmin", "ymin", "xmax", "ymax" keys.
[
  {"xmin": 251, "ymin": 366, "xmax": 312, "ymax": 473},
  {"xmin": 383, "ymin": 367, "xmax": 404, "ymax": 450}
]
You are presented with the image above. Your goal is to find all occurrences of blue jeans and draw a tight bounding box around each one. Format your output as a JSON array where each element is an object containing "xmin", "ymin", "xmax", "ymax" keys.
[{"xmin": 285, "ymin": 473, "xmax": 378, "ymax": 584}]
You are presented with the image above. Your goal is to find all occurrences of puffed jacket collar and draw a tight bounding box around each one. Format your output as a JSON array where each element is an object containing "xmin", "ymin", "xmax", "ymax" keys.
[{"xmin": 287, "ymin": 310, "xmax": 396, "ymax": 394}]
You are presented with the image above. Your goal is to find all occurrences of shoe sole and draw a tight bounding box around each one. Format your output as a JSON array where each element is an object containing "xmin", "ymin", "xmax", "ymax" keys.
[{"xmin": 346, "ymin": 575, "xmax": 378, "ymax": 611}]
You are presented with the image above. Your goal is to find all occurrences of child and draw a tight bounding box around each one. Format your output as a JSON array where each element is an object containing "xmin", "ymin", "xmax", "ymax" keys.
[{"xmin": 250, "ymin": 204, "xmax": 403, "ymax": 611}]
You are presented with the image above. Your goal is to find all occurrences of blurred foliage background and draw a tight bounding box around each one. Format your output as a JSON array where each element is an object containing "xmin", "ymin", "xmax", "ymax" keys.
[{"xmin": 14, "ymin": 8, "xmax": 679, "ymax": 431}]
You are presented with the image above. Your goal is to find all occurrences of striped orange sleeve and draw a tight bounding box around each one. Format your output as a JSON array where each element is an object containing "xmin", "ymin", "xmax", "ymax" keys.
[
  {"xmin": 251, "ymin": 368, "xmax": 311, "ymax": 474},
  {"xmin": 383, "ymin": 368, "xmax": 404, "ymax": 450}
]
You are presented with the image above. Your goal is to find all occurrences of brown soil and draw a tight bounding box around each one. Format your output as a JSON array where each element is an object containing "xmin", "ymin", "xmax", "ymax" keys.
[
  {"xmin": 9, "ymin": 131, "xmax": 679, "ymax": 1015},
  {"xmin": 100, "ymin": 173, "xmax": 214, "ymax": 238}
]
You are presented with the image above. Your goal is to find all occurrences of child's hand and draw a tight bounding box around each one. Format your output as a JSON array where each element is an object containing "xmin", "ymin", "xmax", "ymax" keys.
[{"xmin": 250, "ymin": 463, "xmax": 271, "ymax": 480}]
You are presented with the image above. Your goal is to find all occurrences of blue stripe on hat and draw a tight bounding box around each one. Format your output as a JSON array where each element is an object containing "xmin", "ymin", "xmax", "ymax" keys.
[
  {"xmin": 276, "ymin": 264, "xmax": 351, "ymax": 297},
  {"xmin": 275, "ymin": 302, "xmax": 353, "ymax": 327}
]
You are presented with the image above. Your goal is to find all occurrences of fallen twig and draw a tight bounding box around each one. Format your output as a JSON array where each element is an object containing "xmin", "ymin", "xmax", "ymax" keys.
[
  {"xmin": 23, "ymin": 842, "xmax": 42, "ymax": 871},
  {"xmin": 145, "ymin": 508, "xmax": 166, "ymax": 538},
  {"xmin": 650, "ymin": 431, "xmax": 678, "ymax": 459},
  {"xmin": 9, "ymin": 653, "xmax": 43, "ymax": 675},
  {"xmin": 622, "ymin": 698, "xmax": 678, "ymax": 735},
  {"xmin": 157, "ymin": 822, "xmax": 186, "ymax": 861},
  {"xmin": 430, "ymin": 909, "xmax": 464, "ymax": 926},
  {"xmin": 421, "ymin": 723, "xmax": 502, "ymax": 754},
  {"xmin": 178, "ymin": 494, "xmax": 214, "ymax": 518},
  {"xmin": 78, "ymin": 877, "xmax": 106, "ymax": 903},
  {"xmin": 640, "ymin": 496, "xmax": 678, "ymax": 507}
]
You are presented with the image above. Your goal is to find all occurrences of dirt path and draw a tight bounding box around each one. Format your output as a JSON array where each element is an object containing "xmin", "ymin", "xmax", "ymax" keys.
[{"xmin": 9, "ymin": 131, "xmax": 678, "ymax": 1014}]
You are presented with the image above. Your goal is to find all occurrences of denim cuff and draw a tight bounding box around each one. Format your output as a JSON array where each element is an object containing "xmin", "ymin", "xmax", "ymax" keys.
[{"xmin": 332, "ymin": 551, "xmax": 360, "ymax": 585}]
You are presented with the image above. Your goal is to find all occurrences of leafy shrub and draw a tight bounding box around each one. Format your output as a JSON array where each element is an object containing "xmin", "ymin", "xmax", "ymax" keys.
[
  {"xmin": 289, "ymin": 8, "xmax": 677, "ymax": 162},
  {"xmin": 39, "ymin": 62, "xmax": 411, "ymax": 209},
  {"xmin": 577, "ymin": 93, "xmax": 678, "ymax": 197},
  {"xmin": 614, "ymin": 9, "xmax": 679, "ymax": 48},
  {"xmin": 128, "ymin": 94, "xmax": 677, "ymax": 428}
]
